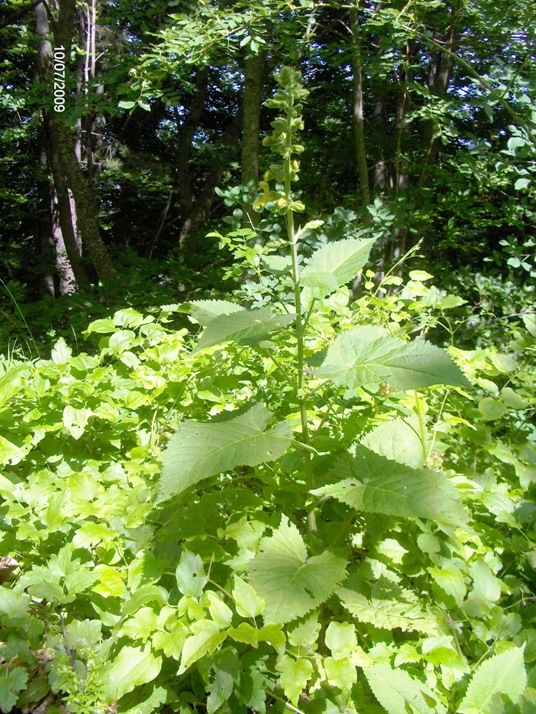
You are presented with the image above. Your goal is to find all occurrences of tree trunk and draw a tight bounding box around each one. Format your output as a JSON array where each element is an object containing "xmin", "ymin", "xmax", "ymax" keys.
[
  {"xmin": 175, "ymin": 68, "xmax": 209, "ymax": 224},
  {"xmin": 241, "ymin": 51, "xmax": 265, "ymax": 226},
  {"xmin": 419, "ymin": 3, "xmax": 460, "ymax": 186},
  {"xmin": 54, "ymin": 0, "xmax": 116, "ymax": 282},
  {"xmin": 179, "ymin": 110, "xmax": 243, "ymax": 244},
  {"xmin": 391, "ymin": 39, "xmax": 416, "ymax": 264},
  {"xmin": 35, "ymin": 0, "xmax": 90, "ymax": 291},
  {"xmin": 36, "ymin": 0, "xmax": 116, "ymax": 285},
  {"xmin": 36, "ymin": 137, "xmax": 57, "ymax": 297},
  {"xmin": 350, "ymin": 7, "xmax": 371, "ymax": 207}
]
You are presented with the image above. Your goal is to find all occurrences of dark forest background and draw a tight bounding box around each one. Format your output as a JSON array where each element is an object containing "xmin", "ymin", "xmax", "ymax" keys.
[{"xmin": 0, "ymin": 0, "xmax": 534, "ymax": 352}]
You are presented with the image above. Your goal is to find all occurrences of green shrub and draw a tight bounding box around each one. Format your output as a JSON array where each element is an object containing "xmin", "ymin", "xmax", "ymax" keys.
[{"xmin": 1, "ymin": 67, "xmax": 535, "ymax": 714}]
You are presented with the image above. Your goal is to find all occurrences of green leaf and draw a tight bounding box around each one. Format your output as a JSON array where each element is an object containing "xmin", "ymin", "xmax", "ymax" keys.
[
  {"xmin": 277, "ymin": 654, "xmax": 314, "ymax": 704},
  {"xmin": 187, "ymin": 299, "xmax": 244, "ymax": 326},
  {"xmin": 0, "ymin": 435, "xmax": 21, "ymax": 465},
  {"xmin": 301, "ymin": 238, "xmax": 376, "ymax": 298},
  {"xmin": 178, "ymin": 620, "xmax": 227, "ymax": 674},
  {"xmin": 501, "ymin": 387, "xmax": 527, "ymax": 410},
  {"xmin": 361, "ymin": 418, "xmax": 424, "ymax": 468},
  {"xmin": 0, "ymin": 589, "xmax": 30, "ymax": 624},
  {"xmin": 325, "ymin": 621, "xmax": 357, "ymax": 660},
  {"xmin": 522, "ymin": 313, "xmax": 536, "ymax": 337},
  {"xmin": 175, "ymin": 550, "xmax": 208, "ymax": 598},
  {"xmin": 228, "ymin": 622, "xmax": 260, "ymax": 647},
  {"xmin": 262, "ymin": 255, "xmax": 292, "ymax": 273},
  {"xmin": 364, "ymin": 664, "xmax": 446, "ymax": 714},
  {"xmin": 238, "ymin": 665, "xmax": 266, "ymax": 711},
  {"xmin": 232, "ymin": 575, "xmax": 265, "ymax": 618},
  {"xmin": 248, "ymin": 515, "xmax": 347, "ymax": 623},
  {"xmin": 459, "ymin": 647, "xmax": 527, "ymax": 713},
  {"xmin": 315, "ymin": 325, "xmax": 469, "ymax": 391},
  {"xmin": 158, "ymin": 403, "xmax": 292, "ymax": 501},
  {"xmin": 324, "ymin": 657, "xmax": 357, "ymax": 690},
  {"xmin": 287, "ymin": 612, "xmax": 320, "ymax": 647},
  {"xmin": 207, "ymin": 649, "xmax": 239, "ymax": 714},
  {"xmin": 409, "ymin": 270, "xmax": 434, "ymax": 281},
  {"xmin": 205, "ymin": 592, "xmax": 233, "ymax": 628},
  {"xmin": 152, "ymin": 621, "xmax": 188, "ymax": 660},
  {"xmin": 122, "ymin": 686, "xmax": 168, "ymax": 714},
  {"xmin": 429, "ymin": 562, "xmax": 467, "ymax": 604},
  {"xmin": 63, "ymin": 405, "xmax": 92, "ymax": 440},
  {"xmin": 84, "ymin": 317, "xmax": 116, "ymax": 334},
  {"xmin": 94, "ymin": 565, "xmax": 125, "ymax": 597},
  {"xmin": 0, "ymin": 667, "xmax": 28, "ymax": 713},
  {"xmin": 312, "ymin": 447, "xmax": 467, "ymax": 525},
  {"xmin": 337, "ymin": 579, "xmax": 438, "ymax": 634},
  {"xmin": 300, "ymin": 271, "xmax": 339, "ymax": 295},
  {"xmin": 514, "ymin": 177, "xmax": 530, "ymax": 190},
  {"xmin": 0, "ymin": 364, "xmax": 30, "ymax": 409},
  {"xmin": 113, "ymin": 308, "xmax": 153, "ymax": 328},
  {"xmin": 127, "ymin": 551, "xmax": 166, "ymax": 591},
  {"xmin": 103, "ymin": 646, "xmax": 162, "ymax": 703},
  {"xmin": 192, "ymin": 307, "xmax": 293, "ymax": 353},
  {"xmin": 64, "ymin": 619, "xmax": 102, "ymax": 650},
  {"xmin": 478, "ymin": 397, "xmax": 508, "ymax": 421},
  {"xmin": 470, "ymin": 560, "xmax": 501, "ymax": 603},
  {"xmin": 122, "ymin": 585, "xmax": 169, "ymax": 616},
  {"xmin": 50, "ymin": 337, "xmax": 72, "ymax": 365}
]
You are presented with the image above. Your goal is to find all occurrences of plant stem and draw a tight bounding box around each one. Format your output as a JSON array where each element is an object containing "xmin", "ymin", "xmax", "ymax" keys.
[
  {"xmin": 285, "ymin": 132, "xmax": 316, "ymax": 533},
  {"xmin": 270, "ymin": 693, "xmax": 307, "ymax": 714},
  {"xmin": 413, "ymin": 390, "xmax": 428, "ymax": 466}
]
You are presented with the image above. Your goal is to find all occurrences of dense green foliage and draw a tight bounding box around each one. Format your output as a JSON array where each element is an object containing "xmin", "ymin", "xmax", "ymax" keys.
[
  {"xmin": 1, "ymin": 0, "xmax": 535, "ymax": 711},
  {"xmin": 1, "ymin": 66, "xmax": 535, "ymax": 714}
]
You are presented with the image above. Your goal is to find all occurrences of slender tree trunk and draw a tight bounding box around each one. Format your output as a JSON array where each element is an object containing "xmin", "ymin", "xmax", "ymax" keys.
[
  {"xmin": 350, "ymin": 6, "xmax": 371, "ymax": 207},
  {"xmin": 36, "ymin": 138, "xmax": 57, "ymax": 296},
  {"xmin": 53, "ymin": 0, "xmax": 116, "ymax": 283},
  {"xmin": 241, "ymin": 51, "xmax": 265, "ymax": 226},
  {"xmin": 391, "ymin": 39, "xmax": 416, "ymax": 263},
  {"xmin": 38, "ymin": 0, "xmax": 117, "ymax": 285},
  {"xmin": 372, "ymin": 94, "xmax": 387, "ymax": 190},
  {"xmin": 179, "ymin": 110, "xmax": 243, "ymax": 244},
  {"xmin": 46, "ymin": 120, "xmax": 88, "ymax": 290},
  {"xmin": 35, "ymin": 1, "xmax": 90, "ymax": 291},
  {"xmin": 79, "ymin": 0, "xmax": 106, "ymax": 185},
  {"xmin": 419, "ymin": 10, "xmax": 459, "ymax": 187},
  {"xmin": 175, "ymin": 68, "xmax": 209, "ymax": 224}
]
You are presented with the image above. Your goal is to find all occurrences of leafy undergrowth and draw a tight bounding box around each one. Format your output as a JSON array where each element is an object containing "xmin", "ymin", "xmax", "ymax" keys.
[{"xmin": 1, "ymin": 67, "xmax": 535, "ymax": 714}]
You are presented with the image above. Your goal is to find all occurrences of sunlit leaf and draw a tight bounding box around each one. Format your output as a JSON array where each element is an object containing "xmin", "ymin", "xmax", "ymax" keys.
[
  {"xmin": 459, "ymin": 647, "xmax": 526, "ymax": 713},
  {"xmin": 312, "ymin": 447, "xmax": 467, "ymax": 525},
  {"xmin": 158, "ymin": 403, "xmax": 292, "ymax": 501},
  {"xmin": 192, "ymin": 307, "xmax": 293, "ymax": 353},
  {"xmin": 301, "ymin": 238, "xmax": 376, "ymax": 298},
  {"xmin": 248, "ymin": 515, "xmax": 347, "ymax": 623},
  {"xmin": 103, "ymin": 646, "xmax": 162, "ymax": 702},
  {"xmin": 315, "ymin": 325, "xmax": 469, "ymax": 391},
  {"xmin": 365, "ymin": 664, "xmax": 447, "ymax": 714}
]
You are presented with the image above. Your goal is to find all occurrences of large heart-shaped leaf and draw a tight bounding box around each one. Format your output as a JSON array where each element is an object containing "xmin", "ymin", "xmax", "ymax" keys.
[
  {"xmin": 315, "ymin": 325, "xmax": 469, "ymax": 391},
  {"xmin": 248, "ymin": 516, "xmax": 347, "ymax": 623},
  {"xmin": 301, "ymin": 238, "xmax": 376, "ymax": 299},
  {"xmin": 337, "ymin": 578, "xmax": 438, "ymax": 634},
  {"xmin": 187, "ymin": 299, "xmax": 244, "ymax": 326},
  {"xmin": 103, "ymin": 646, "xmax": 162, "ymax": 702},
  {"xmin": 458, "ymin": 647, "xmax": 526, "ymax": 714},
  {"xmin": 158, "ymin": 403, "xmax": 292, "ymax": 502},
  {"xmin": 192, "ymin": 306, "xmax": 294, "ymax": 353},
  {"xmin": 312, "ymin": 447, "xmax": 467, "ymax": 525}
]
